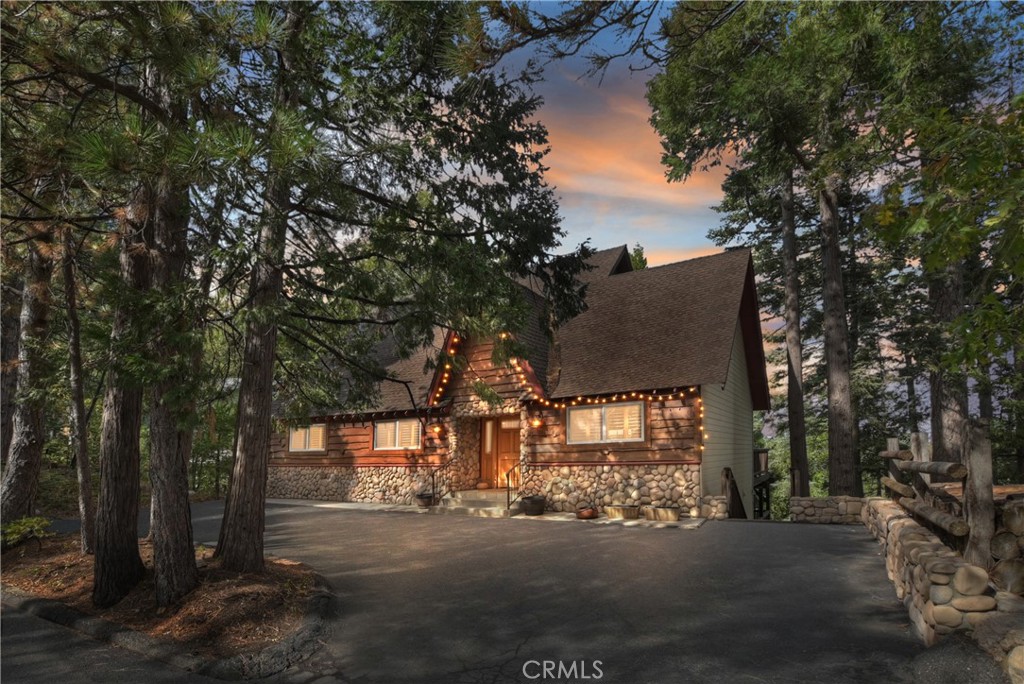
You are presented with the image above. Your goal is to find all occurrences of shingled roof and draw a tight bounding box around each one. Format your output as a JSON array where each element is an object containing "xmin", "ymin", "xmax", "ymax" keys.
[
  {"xmin": 549, "ymin": 248, "xmax": 770, "ymax": 409},
  {"xmin": 316, "ymin": 246, "xmax": 769, "ymax": 418}
]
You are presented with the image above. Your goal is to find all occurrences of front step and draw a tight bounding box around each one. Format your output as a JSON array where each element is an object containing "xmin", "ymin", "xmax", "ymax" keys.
[{"xmin": 427, "ymin": 489, "xmax": 521, "ymax": 518}]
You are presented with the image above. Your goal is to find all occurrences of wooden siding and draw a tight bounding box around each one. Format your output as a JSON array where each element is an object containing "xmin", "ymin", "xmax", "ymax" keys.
[
  {"xmin": 270, "ymin": 418, "xmax": 448, "ymax": 467},
  {"xmin": 446, "ymin": 337, "xmax": 524, "ymax": 405},
  {"xmin": 700, "ymin": 320, "xmax": 754, "ymax": 518},
  {"xmin": 524, "ymin": 397, "xmax": 701, "ymax": 464}
]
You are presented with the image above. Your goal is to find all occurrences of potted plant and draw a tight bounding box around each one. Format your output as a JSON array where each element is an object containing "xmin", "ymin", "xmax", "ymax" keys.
[
  {"xmin": 414, "ymin": 491, "xmax": 436, "ymax": 507},
  {"xmin": 605, "ymin": 504, "xmax": 639, "ymax": 520},
  {"xmin": 642, "ymin": 504, "xmax": 681, "ymax": 522},
  {"xmin": 521, "ymin": 494, "xmax": 546, "ymax": 516}
]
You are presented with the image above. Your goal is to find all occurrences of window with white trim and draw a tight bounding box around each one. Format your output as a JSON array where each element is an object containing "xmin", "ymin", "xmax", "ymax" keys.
[
  {"xmin": 566, "ymin": 402, "xmax": 644, "ymax": 444},
  {"xmin": 374, "ymin": 418, "xmax": 421, "ymax": 450},
  {"xmin": 289, "ymin": 424, "xmax": 326, "ymax": 452}
]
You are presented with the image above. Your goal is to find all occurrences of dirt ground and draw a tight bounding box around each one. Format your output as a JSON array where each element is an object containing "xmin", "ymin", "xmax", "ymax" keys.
[{"xmin": 1, "ymin": 534, "xmax": 315, "ymax": 660}]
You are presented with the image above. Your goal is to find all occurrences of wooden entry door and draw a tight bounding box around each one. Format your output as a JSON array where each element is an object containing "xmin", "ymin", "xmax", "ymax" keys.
[{"xmin": 480, "ymin": 418, "xmax": 521, "ymax": 487}]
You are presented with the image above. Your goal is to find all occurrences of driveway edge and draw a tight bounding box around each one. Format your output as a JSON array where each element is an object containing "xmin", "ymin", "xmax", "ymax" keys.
[{"xmin": 1, "ymin": 574, "xmax": 334, "ymax": 680}]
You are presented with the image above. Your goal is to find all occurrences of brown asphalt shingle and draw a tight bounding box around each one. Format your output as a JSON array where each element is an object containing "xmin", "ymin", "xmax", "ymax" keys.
[{"xmin": 549, "ymin": 249, "xmax": 753, "ymax": 398}]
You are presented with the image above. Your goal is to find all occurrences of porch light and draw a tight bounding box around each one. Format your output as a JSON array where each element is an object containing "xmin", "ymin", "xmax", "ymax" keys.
[
  {"xmin": 429, "ymin": 422, "xmax": 446, "ymax": 437},
  {"xmin": 529, "ymin": 417, "xmax": 543, "ymax": 429}
]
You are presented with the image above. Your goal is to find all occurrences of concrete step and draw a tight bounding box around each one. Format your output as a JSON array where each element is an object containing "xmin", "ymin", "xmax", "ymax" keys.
[
  {"xmin": 448, "ymin": 489, "xmax": 509, "ymax": 504},
  {"xmin": 426, "ymin": 490, "xmax": 521, "ymax": 518},
  {"xmin": 426, "ymin": 505, "xmax": 516, "ymax": 519}
]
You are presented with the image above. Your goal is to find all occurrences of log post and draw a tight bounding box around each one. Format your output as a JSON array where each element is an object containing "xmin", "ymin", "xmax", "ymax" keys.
[
  {"xmin": 894, "ymin": 460, "xmax": 968, "ymax": 479},
  {"xmin": 963, "ymin": 421, "xmax": 995, "ymax": 568},
  {"xmin": 909, "ymin": 432, "xmax": 935, "ymax": 505},
  {"xmin": 881, "ymin": 476, "xmax": 915, "ymax": 499},
  {"xmin": 899, "ymin": 497, "xmax": 970, "ymax": 537}
]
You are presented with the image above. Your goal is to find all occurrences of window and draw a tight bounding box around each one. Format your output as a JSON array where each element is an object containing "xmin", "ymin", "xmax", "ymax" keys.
[
  {"xmin": 566, "ymin": 402, "xmax": 644, "ymax": 444},
  {"xmin": 374, "ymin": 418, "xmax": 421, "ymax": 450},
  {"xmin": 289, "ymin": 424, "xmax": 326, "ymax": 452}
]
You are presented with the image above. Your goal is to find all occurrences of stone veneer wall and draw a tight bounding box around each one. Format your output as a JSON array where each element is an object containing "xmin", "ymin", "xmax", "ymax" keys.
[
  {"xmin": 521, "ymin": 464, "xmax": 703, "ymax": 517},
  {"xmin": 266, "ymin": 465, "xmax": 437, "ymax": 504},
  {"xmin": 862, "ymin": 498, "xmax": 1024, "ymax": 682},
  {"xmin": 702, "ymin": 495, "xmax": 730, "ymax": 521},
  {"xmin": 789, "ymin": 496, "xmax": 863, "ymax": 524}
]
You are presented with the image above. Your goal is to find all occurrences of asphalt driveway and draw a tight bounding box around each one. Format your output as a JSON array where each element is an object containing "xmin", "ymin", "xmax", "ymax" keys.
[
  {"xmin": 196, "ymin": 501, "xmax": 920, "ymax": 684},
  {"xmin": 7, "ymin": 502, "xmax": 922, "ymax": 684}
]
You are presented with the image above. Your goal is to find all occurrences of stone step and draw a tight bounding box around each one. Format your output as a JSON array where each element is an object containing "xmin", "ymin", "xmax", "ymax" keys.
[
  {"xmin": 426, "ymin": 503, "xmax": 520, "ymax": 518},
  {"xmin": 449, "ymin": 488, "xmax": 509, "ymax": 503}
]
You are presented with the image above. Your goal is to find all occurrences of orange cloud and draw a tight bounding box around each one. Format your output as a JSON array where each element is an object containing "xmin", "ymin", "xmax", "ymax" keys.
[
  {"xmin": 644, "ymin": 246, "xmax": 724, "ymax": 267},
  {"xmin": 537, "ymin": 79, "xmax": 731, "ymax": 211}
]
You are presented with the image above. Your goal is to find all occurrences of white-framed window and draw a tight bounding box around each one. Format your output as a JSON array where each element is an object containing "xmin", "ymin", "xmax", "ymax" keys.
[
  {"xmin": 374, "ymin": 418, "xmax": 422, "ymax": 450},
  {"xmin": 566, "ymin": 402, "xmax": 644, "ymax": 444},
  {"xmin": 289, "ymin": 424, "xmax": 326, "ymax": 452}
]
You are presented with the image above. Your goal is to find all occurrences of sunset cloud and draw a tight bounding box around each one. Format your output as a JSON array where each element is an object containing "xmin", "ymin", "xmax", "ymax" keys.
[{"xmin": 529, "ymin": 60, "xmax": 731, "ymax": 257}]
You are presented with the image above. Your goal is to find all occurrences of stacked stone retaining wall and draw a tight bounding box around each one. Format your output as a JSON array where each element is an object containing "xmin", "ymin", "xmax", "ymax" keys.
[
  {"xmin": 521, "ymin": 464, "xmax": 702, "ymax": 517},
  {"xmin": 862, "ymin": 498, "xmax": 1023, "ymax": 682},
  {"xmin": 266, "ymin": 465, "xmax": 436, "ymax": 504},
  {"xmin": 789, "ymin": 496, "xmax": 863, "ymax": 524}
]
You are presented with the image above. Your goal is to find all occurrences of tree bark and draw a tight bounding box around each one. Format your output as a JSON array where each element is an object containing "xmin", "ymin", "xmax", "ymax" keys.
[
  {"xmin": 928, "ymin": 263, "xmax": 968, "ymax": 470},
  {"xmin": 62, "ymin": 227, "xmax": 96, "ymax": 553},
  {"xmin": 215, "ymin": 5, "xmax": 305, "ymax": 573},
  {"xmin": 779, "ymin": 168, "xmax": 810, "ymax": 497},
  {"xmin": 0, "ymin": 234, "xmax": 55, "ymax": 522},
  {"xmin": 1, "ymin": 258, "xmax": 21, "ymax": 468},
  {"xmin": 818, "ymin": 180, "xmax": 860, "ymax": 496},
  {"xmin": 92, "ymin": 214, "xmax": 150, "ymax": 608},
  {"xmin": 145, "ymin": 67, "xmax": 199, "ymax": 606},
  {"xmin": 904, "ymin": 354, "xmax": 921, "ymax": 434},
  {"xmin": 148, "ymin": 167, "xmax": 199, "ymax": 606}
]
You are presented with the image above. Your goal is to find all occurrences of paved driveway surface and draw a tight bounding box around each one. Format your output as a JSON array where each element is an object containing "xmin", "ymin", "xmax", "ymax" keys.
[
  {"xmin": 201, "ymin": 502, "xmax": 920, "ymax": 684},
  {"xmin": 7, "ymin": 502, "xmax": 923, "ymax": 684}
]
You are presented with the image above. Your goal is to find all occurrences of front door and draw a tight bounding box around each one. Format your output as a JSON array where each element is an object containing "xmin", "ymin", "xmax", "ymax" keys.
[
  {"xmin": 479, "ymin": 418, "xmax": 521, "ymax": 488},
  {"xmin": 496, "ymin": 420, "xmax": 520, "ymax": 487}
]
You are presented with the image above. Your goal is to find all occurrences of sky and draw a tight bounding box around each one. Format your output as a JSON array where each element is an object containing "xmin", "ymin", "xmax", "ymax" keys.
[{"xmin": 512, "ymin": 32, "xmax": 729, "ymax": 267}]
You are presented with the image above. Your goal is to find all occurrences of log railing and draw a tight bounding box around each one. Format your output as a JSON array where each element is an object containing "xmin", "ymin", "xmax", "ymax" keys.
[
  {"xmin": 879, "ymin": 424, "xmax": 994, "ymax": 561},
  {"xmin": 880, "ymin": 433, "xmax": 969, "ymax": 537}
]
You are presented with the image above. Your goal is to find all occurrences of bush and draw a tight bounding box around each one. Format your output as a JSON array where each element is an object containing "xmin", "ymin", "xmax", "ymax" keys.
[{"xmin": 1, "ymin": 516, "xmax": 53, "ymax": 549}]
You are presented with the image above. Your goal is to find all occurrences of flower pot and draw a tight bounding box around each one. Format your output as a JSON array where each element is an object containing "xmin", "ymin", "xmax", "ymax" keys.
[
  {"xmin": 576, "ymin": 507, "xmax": 599, "ymax": 520},
  {"xmin": 651, "ymin": 506, "xmax": 681, "ymax": 522},
  {"xmin": 414, "ymin": 493, "xmax": 435, "ymax": 508},
  {"xmin": 605, "ymin": 504, "xmax": 639, "ymax": 520},
  {"xmin": 521, "ymin": 495, "xmax": 546, "ymax": 516}
]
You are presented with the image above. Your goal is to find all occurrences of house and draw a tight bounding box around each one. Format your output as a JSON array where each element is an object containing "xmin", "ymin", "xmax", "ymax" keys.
[{"xmin": 267, "ymin": 246, "xmax": 770, "ymax": 518}]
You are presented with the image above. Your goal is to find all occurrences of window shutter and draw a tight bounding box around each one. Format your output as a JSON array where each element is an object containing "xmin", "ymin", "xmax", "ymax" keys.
[
  {"xmin": 398, "ymin": 419, "xmax": 420, "ymax": 448},
  {"xmin": 618, "ymin": 403, "xmax": 643, "ymax": 440},
  {"xmin": 605, "ymin": 406, "xmax": 625, "ymax": 439},
  {"xmin": 308, "ymin": 424, "xmax": 325, "ymax": 450},
  {"xmin": 375, "ymin": 422, "xmax": 396, "ymax": 449},
  {"xmin": 568, "ymin": 407, "xmax": 601, "ymax": 443},
  {"xmin": 289, "ymin": 428, "xmax": 307, "ymax": 451}
]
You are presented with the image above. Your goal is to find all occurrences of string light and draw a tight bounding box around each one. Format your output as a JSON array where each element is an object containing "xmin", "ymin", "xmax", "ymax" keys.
[{"xmin": 430, "ymin": 332, "xmax": 463, "ymax": 406}]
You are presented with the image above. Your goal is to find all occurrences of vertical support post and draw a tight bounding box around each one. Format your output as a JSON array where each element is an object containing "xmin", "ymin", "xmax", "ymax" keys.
[
  {"xmin": 963, "ymin": 421, "xmax": 995, "ymax": 569},
  {"xmin": 909, "ymin": 432, "xmax": 934, "ymax": 506}
]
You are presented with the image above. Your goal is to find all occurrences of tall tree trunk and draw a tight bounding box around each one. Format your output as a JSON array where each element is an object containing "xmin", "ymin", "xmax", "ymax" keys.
[
  {"xmin": 62, "ymin": 227, "xmax": 96, "ymax": 553},
  {"xmin": 779, "ymin": 169, "xmax": 809, "ymax": 497},
  {"xmin": 818, "ymin": 180, "xmax": 860, "ymax": 496},
  {"xmin": 0, "ymin": 234, "xmax": 54, "ymax": 521},
  {"xmin": 928, "ymin": 263, "xmax": 968, "ymax": 469},
  {"xmin": 147, "ymin": 157, "xmax": 199, "ymax": 606},
  {"xmin": 216, "ymin": 5, "xmax": 304, "ymax": 573},
  {"xmin": 144, "ymin": 64, "xmax": 201, "ymax": 605},
  {"xmin": 904, "ymin": 354, "xmax": 921, "ymax": 434},
  {"xmin": 1, "ymin": 257, "xmax": 21, "ymax": 468},
  {"xmin": 92, "ymin": 213, "xmax": 150, "ymax": 607}
]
